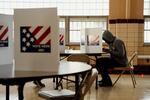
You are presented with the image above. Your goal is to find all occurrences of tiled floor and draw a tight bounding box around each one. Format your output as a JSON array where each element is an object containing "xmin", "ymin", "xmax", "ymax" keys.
[{"xmin": 0, "ymin": 74, "xmax": 150, "ymax": 100}]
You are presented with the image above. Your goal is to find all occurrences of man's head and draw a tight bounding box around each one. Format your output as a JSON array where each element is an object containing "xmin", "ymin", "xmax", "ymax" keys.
[{"xmin": 102, "ymin": 30, "xmax": 115, "ymax": 44}]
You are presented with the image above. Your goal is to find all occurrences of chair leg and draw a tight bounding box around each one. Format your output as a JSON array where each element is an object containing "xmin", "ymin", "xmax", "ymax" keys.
[
  {"xmin": 95, "ymin": 75, "xmax": 98, "ymax": 89},
  {"xmin": 34, "ymin": 80, "xmax": 41, "ymax": 88},
  {"xmin": 130, "ymin": 70, "xmax": 136, "ymax": 85},
  {"xmin": 55, "ymin": 77, "xmax": 63, "ymax": 89},
  {"xmin": 130, "ymin": 70, "xmax": 136, "ymax": 88},
  {"xmin": 66, "ymin": 76, "xmax": 69, "ymax": 89},
  {"xmin": 113, "ymin": 70, "xmax": 125, "ymax": 86}
]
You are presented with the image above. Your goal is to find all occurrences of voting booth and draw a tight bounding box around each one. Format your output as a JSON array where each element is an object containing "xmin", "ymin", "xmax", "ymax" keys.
[
  {"xmin": 59, "ymin": 28, "xmax": 65, "ymax": 52},
  {"xmin": 0, "ymin": 14, "xmax": 14, "ymax": 75},
  {"xmin": 80, "ymin": 28, "xmax": 102, "ymax": 53},
  {"xmin": 14, "ymin": 8, "xmax": 59, "ymax": 71}
]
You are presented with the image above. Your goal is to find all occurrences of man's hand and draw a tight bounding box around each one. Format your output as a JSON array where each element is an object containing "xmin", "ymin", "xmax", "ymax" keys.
[{"xmin": 102, "ymin": 48, "xmax": 110, "ymax": 53}]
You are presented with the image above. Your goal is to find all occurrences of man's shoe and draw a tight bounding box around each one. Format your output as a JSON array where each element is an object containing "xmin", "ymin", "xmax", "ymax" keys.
[{"xmin": 99, "ymin": 82, "xmax": 112, "ymax": 87}]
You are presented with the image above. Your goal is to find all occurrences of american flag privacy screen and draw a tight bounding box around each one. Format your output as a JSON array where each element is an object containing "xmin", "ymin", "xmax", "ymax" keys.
[
  {"xmin": 20, "ymin": 26, "xmax": 51, "ymax": 53},
  {"xmin": 0, "ymin": 25, "xmax": 8, "ymax": 47}
]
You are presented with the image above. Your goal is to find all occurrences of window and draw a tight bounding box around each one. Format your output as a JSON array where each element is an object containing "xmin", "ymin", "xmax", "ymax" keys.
[
  {"xmin": 144, "ymin": 0, "xmax": 150, "ymax": 43},
  {"xmin": 144, "ymin": 18, "xmax": 150, "ymax": 43},
  {"xmin": 0, "ymin": 0, "xmax": 109, "ymax": 44},
  {"xmin": 144, "ymin": 0, "xmax": 150, "ymax": 15},
  {"xmin": 59, "ymin": 18, "xmax": 65, "ymax": 29},
  {"xmin": 69, "ymin": 17, "xmax": 107, "ymax": 43},
  {"xmin": 0, "ymin": 0, "xmax": 109, "ymax": 16}
]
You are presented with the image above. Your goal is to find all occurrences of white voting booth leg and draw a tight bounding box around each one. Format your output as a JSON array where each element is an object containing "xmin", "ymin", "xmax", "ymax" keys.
[
  {"xmin": 14, "ymin": 8, "xmax": 59, "ymax": 72},
  {"xmin": 80, "ymin": 28, "xmax": 102, "ymax": 53}
]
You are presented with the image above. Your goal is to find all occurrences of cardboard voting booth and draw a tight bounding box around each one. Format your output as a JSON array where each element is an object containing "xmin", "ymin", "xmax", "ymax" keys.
[
  {"xmin": 80, "ymin": 28, "xmax": 102, "ymax": 53},
  {"xmin": 0, "ymin": 14, "xmax": 13, "ymax": 65},
  {"xmin": 0, "ymin": 64, "xmax": 14, "ymax": 77},
  {"xmin": 14, "ymin": 8, "xmax": 59, "ymax": 71},
  {"xmin": 0, "ymin": 14, "xmax": 14, "ymax": 76},
  {"xmin": 59, "ymin": 28, "xmax": 65, "ymax": 52}
]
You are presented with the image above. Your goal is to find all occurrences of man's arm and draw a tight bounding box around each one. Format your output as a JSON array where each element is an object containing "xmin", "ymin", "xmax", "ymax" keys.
[{"xmin": 109, "ymin": 40, "xmax": 125, "ymax": 57}]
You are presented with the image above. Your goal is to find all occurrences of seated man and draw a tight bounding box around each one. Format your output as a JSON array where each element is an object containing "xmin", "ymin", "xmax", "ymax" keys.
[{"xmin": 96, "ymin": 30, "xmax": 128, "ymax": 87}]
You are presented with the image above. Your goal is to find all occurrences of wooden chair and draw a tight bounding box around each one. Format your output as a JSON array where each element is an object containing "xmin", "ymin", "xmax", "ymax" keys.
[
  {"xmin": 112, "ymin": 52, "xmax": 137, "ymax": 88},
  {"xmin": 38, "ymin": 68, "xmax": 98, "ymax": 100},
  {"xmin": 65, "ymin": 54, "xmax": 90, "ymax": 88}
]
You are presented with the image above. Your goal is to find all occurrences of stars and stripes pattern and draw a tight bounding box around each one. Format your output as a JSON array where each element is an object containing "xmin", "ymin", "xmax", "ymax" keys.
[
  {"xmin": 0, "ymin": 25, "xmax": 8, "ymax": 47},
  {"xmin": 20, "ymin": 26, "xmax": 51, "ymax": 53},
  {"xmin": 59, "ymin": 34, "xmax": 64, "ymax": 45}
]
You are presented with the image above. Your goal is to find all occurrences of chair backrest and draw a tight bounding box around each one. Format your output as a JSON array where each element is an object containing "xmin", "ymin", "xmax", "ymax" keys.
[
  {"xmin": 128, "ymin": 52, "xmax": 137, "ymax": 68},
  {"xmin": 78, "ymin": 68, "xmax": 98, "ymax": 100},
  {"xmin": 67, "ymin": 54, "xmax": 90, "ymax": 64}
]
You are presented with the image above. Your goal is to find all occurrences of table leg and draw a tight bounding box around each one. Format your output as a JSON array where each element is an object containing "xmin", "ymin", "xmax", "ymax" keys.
[
  {"xmin": 94, "ymin": 55, "xmax": 98, "ymax": 89},
  {"xmin": 75, "ymin": 74, "xmax": 79, "ymax": 93},
  {"xmin": 95, "ymin": 76, "xmax": 98, "ymax": 89},
  {"xmin": 55, "ymin": 77, "xmax": 58, "ymax": 89},
  {"xmin": 6, "ymin": 85, "xmax": 9, "ymax": 100},
  {"xmin": 18, "ymin": 83, "xmax": 25, "ymax": 100}
]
